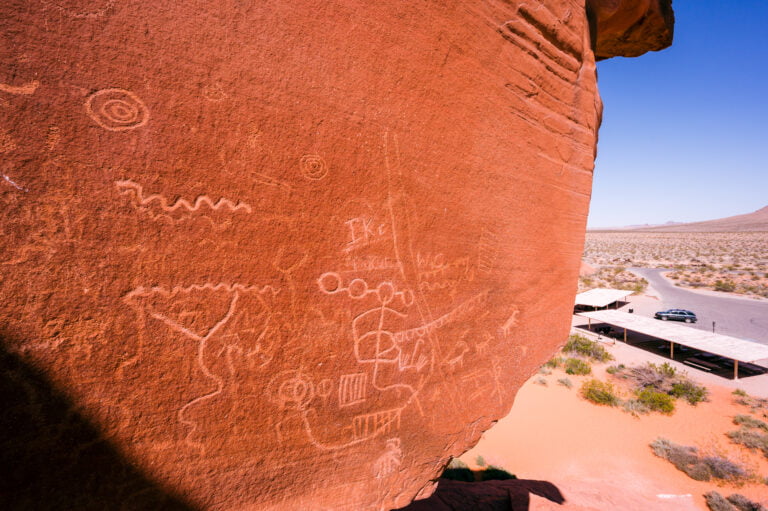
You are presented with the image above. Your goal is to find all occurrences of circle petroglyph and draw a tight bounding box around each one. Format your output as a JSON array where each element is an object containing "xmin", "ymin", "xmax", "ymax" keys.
[
  {"xmin": 300, "ymin": 154, "xmax": 328, "ymax": 180},
  {"xmin": 85, "ymin": 88, "xmax": 149, "ymax": 131}
]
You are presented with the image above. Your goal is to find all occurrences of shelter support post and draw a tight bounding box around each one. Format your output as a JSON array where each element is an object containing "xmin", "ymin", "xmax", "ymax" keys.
[
  {"xmin": 588, "ymin": 318, "xmax": 591, "ymax": 331},
  {"xmin": 623, "ymin": 328, "xmax": 627, "ymax": 343},
  {"xmin": 670, "ymin": 342, "xmax": 674, "ymax": 360},
  {"xmin": 734, "ymin": 360, "xmax": 739, "ymax": 380}
]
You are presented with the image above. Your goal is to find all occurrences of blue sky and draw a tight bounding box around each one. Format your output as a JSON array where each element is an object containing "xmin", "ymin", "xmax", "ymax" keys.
[{"xmin": 588, "ymin": 0, "xmax": 768, "ymax": 228}]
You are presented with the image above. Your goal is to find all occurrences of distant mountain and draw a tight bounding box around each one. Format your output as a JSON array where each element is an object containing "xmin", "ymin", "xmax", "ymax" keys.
[{"xmin": 629, "ymin": 206, "xmax": 768, "ymax": 232}]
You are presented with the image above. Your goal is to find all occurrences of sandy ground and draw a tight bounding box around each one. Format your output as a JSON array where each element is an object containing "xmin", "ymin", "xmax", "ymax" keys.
[{"xmin": 459, "ymin": 308, "xmax": 768, "ymax": 510}]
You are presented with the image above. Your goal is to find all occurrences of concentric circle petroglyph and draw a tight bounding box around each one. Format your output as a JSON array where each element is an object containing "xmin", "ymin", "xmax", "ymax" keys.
[
  {"xmin": 85, "ymin": 88, "xmax": 149, "ymax": 131},
  {"xmin": 300, "ymin": 154, "xmax": 328, "ymax": 180}
]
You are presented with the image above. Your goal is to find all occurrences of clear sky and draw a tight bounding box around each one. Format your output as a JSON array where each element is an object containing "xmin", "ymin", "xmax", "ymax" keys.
[{"xmin": 587, "ymin": 0, "xmax": 768, "ymax": 228}]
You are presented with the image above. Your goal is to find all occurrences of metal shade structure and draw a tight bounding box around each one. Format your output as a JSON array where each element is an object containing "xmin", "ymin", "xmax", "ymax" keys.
[
  {"xmin": 576, "ymin": 310, "xmax": 768, "ymax": 377},
  {"xmin": 574, "ymin": 288, "xmax": 634, "ymax": 308}
]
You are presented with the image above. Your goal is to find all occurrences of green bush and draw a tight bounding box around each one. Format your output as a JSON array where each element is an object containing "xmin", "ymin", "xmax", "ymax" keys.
[
  {"xmin": 563, "ymin": 334, "xmax": 613, "ymax": 362},
  {"xmin": 714, "ymin": 280, "xmax": 736, "ymax": 292},
  {"xmin": 580, "ymin": 379, "xmax": 619, "ymax": 406},
  {"xmin": 557, "ymin": 377, "xmax": 573, "ymax": 389},
  {"xmin": 564, "ymin": 358, "xmax": 592, "ymax": 375},
  {"xmin": 670, "ymin": 380, "xmax": 709, "ymax": 405},
  {"xmin": 637, "ymin": 388, "xmax": 675, "ymax": 414},
  {"xmin": 544, "ymin": 357, "xmax": 563, "ymax": 368}
]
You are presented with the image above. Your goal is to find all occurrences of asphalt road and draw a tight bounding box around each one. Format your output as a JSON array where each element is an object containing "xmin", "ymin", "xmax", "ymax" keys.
[{"xmin": 630, "ymin": 267, "xmax": 768, "ymax": 345}]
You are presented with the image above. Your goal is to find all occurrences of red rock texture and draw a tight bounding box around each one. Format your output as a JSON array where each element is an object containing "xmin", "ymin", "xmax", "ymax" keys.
[
  {"xmin": 0, "ymin": 1, "xmax": 671, "ymax": 509},
  {"xmin": 588, "ymin": 0, "xmax": 675, "ymax": 59}
]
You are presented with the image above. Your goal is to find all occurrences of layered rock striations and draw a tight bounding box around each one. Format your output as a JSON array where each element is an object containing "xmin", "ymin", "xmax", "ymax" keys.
[{"xmin": 0, "ymin": 0, "xmax": 672, "ymax": 509}]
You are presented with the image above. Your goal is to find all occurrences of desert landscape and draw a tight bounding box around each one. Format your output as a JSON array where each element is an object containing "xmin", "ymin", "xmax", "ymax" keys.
[
  {"xmin": 583, "ymin": 208, "xmax": 768, "ymax": 298},
  {"xmin": 461, "ymin": 330, "xmax": 768, "ymax": 510}
]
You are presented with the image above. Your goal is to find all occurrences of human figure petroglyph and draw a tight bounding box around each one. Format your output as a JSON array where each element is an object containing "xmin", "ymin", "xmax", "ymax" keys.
[
  {"xmin": 373, "ymin": 438, "xmax": 402, "ymax": 479},
  {"xmin": 115, "ymin": 180, "xmax": 253, "ymax": 225},
  {"xmin": 85, "ymin": 88, "xmax": 148, "ymax": 131}
]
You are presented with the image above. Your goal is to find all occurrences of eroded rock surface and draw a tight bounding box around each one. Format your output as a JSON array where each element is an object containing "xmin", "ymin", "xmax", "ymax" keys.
[
  {"xmin": 588, "ymin": 0, "xmax": 675, "ymax": 59},
  {"xmin": 0, "ymin": 1, "xmax": 671, "ymax": 509}
]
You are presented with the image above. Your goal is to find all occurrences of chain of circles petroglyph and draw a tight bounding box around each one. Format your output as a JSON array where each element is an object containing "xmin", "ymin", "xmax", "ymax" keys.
[
  {"xmin": 85, "ymin": 88, "xmax": 149, "ymax": 131},
  {"xmin": 300, "ymin": 154, "xmax": 328, "ymax": 180}
]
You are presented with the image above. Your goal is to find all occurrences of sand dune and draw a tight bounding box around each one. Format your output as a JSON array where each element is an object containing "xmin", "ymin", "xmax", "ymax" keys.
[{"xmin": 461, "ymin": 349, "xmax": 768, "ymax": 510}]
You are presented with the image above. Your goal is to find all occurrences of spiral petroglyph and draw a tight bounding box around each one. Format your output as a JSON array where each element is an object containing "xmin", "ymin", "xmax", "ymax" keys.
[
  {"xmin": 85, "ymin": 88, "xmax": 149, "ymax": 131},
  {"xmin": 300, "ymin": 154, "xmax": 328, "ymax": 180}
]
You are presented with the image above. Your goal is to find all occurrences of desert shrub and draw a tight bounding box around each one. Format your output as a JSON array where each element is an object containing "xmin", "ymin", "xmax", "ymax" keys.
[
  {"xmin": 534, "ymin": 376, "xmax": 548, "ymax": 386},
  {"xmin": 726, "ymin": 492, "xmax": 768, "ymax": 511},
  {"xmin": 606, "ymin": 365, "xmax": 621, "ymax": 375},
  {"xmin": 544, "ymin": 357, "xmax": 563, "ymax": 368},
  {"xmin": 650, "ymin": 438, "xmax": 750, "ymax": 483},
  {"xmin": 734, "ymin": 415, "xmax": 768, "ymax": 432},
  {"xmin": 557, "ymin": 377, "xmax": 573, "ymax": 389},
  {"xmin": 671, "ymin": 380, "xmax": 709, "ymax": 405},
  {"xmin": 715, "ymin": 280, "xmax": 736, "ymax": 292},
  {"xmin": 447, "ymin": 458, "xmax": 468, "ymax": 469},
  {"xmin": 636, "ymin": 388, "xmax": 675, "ymax": 414},
  {"xmin": 733, "ymin": 389, "xmax": 749, "ymax": 397},
  {"xmin": 475, "ymin": 455, "xmax": 486, "ymax": 467},
  {"xmin": 538, "ymin": 366, "xmax": 552, "ymax": 375},
  {"xmin": 703, "ymin": 455, "xmax": 750, "ymax": 482},
  {"xmin": 564, "ymin": 358, "xmax": 592, "ymax": 375},
  {"xmin": 727, "ymin": 428, "xmax": 768, "ymax": 458},
  {"xmin": 622, "ymin": 399, "xmax": 650, "ymax": 417},
  {"xmin": 705, "ymin": 491, "xmax": 738, "ymax": 511},
  {"xmin": 650, "ymin": 438, "xmax": 710, "ymax": 481},
  {"xmin": 580, "ymin": 379, "xmax": 619, "ymax": 406},
  {"xmin": 563, "ymin": 334, "xmax": 613, "ymax": 362}
]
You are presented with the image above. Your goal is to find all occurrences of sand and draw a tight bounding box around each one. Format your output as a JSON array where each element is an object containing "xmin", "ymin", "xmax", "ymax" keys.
[{"xmin": 460, "ymin": 350, "xmax": 768, "ymax": 510}]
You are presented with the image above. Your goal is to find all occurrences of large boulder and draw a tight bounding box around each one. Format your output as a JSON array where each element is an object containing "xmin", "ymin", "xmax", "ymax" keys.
[{"xmin": 0, "ymin": 0, "xmax": 672, "ymax": 509}]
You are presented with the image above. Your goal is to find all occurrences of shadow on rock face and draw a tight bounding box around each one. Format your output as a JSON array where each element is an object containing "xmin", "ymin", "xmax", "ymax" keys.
[
  {"xmin": 394, "ymin": 477, "xmax": 565, "ymax": 511},
  {"xmin": 0, "ymin": 333, "xmax": 195, "ymax": 511}
]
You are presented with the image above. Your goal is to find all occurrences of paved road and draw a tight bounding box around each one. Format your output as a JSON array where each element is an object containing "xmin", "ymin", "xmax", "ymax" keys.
[{"xmin": 630, "ymin": 267, "xmax": 768, "ymax": 345}]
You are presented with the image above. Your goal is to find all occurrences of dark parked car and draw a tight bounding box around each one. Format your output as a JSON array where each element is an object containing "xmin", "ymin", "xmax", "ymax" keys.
[{"xmin": 654, "ymin": 309, "xmax": 697, "ymax": 323}]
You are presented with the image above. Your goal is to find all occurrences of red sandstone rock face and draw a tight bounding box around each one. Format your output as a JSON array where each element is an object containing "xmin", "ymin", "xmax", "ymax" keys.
[
  {"xmin": 0, "ymin": 1, "xmax": 670, "ymax": 509},
  {"xmin": 588, "ymin": 0, "xmax": 675, "ymax": 59}
]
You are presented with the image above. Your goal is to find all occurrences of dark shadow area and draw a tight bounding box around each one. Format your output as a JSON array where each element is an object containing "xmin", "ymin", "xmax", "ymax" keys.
[
  {"xmin": 442, "ymin": 467, "xmax": 517, "ymax": 482},
  {"xmin": 574, "ymin": 323, "xmax": 768, "ymax": 380},
  {"xmin": 394, "ymin": 466, "xmax": 563, "ymax": 510},
  {"xmin": 573, "ymin": 300, "xmax": 630, "ymax": 314},
  {"xmin": 393, "ymin": 478, "xmax": 564, "ymax": 511},
  {"xmin": 0, "ymin": 333, "xmax": 195, "ymax": 510}
]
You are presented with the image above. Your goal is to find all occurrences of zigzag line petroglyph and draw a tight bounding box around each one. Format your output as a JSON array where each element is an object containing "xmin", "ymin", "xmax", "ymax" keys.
[
  {"xmin": 116, "ymin": 180, "xmax": 252, "ymax": 216},
  {"xmin": 0, "ymin": 80, "xmax": 40, "ymax": 95}
]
